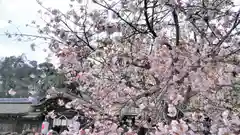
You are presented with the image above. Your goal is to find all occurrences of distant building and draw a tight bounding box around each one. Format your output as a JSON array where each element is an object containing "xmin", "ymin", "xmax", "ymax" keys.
[
  {"xmin": 32, "ymin": 90, "xmax": 90, "ymax": 134},
  {"xmin": 0, "ymin": 98, "xmax": 43, "ymax": 133},
  {"xmin": 0, "ymin": 89, "xmax": 142, "ymax": 134},
  {"xmin": 0, "ymin": 92, "xmax": 87, "ymax": 134}
]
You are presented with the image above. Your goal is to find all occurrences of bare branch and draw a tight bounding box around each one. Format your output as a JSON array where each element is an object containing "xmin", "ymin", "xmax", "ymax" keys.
[
  {"xmin": 144, "ymin": 0, "xmax": 157, "ymax": 37},
  {"xmin": 216, "ymin": 10, "xmax": 240, "ymax": 47},
  {"xmin": 61, "ymin": 21, "xmax": 95, "ymax": 51},
  {"xmin": 172, "ymin": 9, "xmax": 180, "ymax": 46},
  {"xmin": 93, "ymin": 0, "xmax": 147, "ymax": 34}
]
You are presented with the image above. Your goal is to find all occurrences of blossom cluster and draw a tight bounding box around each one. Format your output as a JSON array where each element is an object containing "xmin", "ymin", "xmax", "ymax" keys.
[{"xmin": 7, "ymin": 0, "xmax": 240, "ymax": 134}]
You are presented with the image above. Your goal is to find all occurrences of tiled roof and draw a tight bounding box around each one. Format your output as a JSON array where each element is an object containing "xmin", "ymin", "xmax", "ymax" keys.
[
  {"xmin": 0, "ymin": 103, "xmax": 32, "ymax": 114},
  {"xmin": 0, "ymin": 98, "xmax": 31, "ymax": 103}
]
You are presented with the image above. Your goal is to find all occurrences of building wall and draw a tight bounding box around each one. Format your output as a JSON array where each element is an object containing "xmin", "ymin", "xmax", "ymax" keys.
[
  {"xmin": 0, "ymin": 120, "xmax": 42, "ymax": 133},
  {"xmin": 0, "ymin": 121, "xmax": 15, "ymax": 132}
]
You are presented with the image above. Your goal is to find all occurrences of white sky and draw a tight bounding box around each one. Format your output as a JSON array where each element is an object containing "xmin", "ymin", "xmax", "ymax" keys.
[
  {"xmin": 0, "ymin": 0, "xmax": 239, "ymax": 65},
  {"xmin": 0, "ymin": 0, "xmax": 70, "ymax": 65}
]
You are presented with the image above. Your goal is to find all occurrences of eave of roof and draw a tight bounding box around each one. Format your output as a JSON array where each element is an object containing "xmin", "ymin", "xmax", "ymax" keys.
[
  {"xmin": 0, "ymin": 103, "xmax": 32, "ymax": 114},
  {"xmin": 22, "ymin": 112, "xmax": 42, "ymax": 118},
  {"xmin": 0, "ymin": 98, "xmax": 31, "ymax": 104}
]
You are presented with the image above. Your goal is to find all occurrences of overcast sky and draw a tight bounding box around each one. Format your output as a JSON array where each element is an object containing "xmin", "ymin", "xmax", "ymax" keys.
[
  {"xmin": 0, "ymin": 0, "xmax": 70, "ymax": 65},
  {"xmin": 0, "ymin": 0, "xmax": 239, "ymax": 65}
]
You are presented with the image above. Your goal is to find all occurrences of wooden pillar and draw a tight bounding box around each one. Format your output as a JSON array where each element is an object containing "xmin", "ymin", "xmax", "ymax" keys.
[{"xmin": 16, "ymin": 120, "xmax": 24, "ymax": 133}]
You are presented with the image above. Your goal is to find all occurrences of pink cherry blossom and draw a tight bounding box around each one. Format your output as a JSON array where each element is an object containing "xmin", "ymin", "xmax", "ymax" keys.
[{"xmin": 7, "ymin": 0, "xmax": 240, "ymax": 134}]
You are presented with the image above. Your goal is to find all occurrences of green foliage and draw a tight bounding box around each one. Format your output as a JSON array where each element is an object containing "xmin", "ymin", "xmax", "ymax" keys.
[{"xmin": 0, "ymin": 55, "xmax": 66, "ymax": 98}]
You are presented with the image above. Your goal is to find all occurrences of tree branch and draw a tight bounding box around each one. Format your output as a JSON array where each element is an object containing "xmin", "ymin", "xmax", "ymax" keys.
[
  {"xmin": 144, "ymin": 0, "xmax": 157, "ymax": 37},
  {"xmin": 172, "ymin": 9, "xmax": 180, "ymax": 46},
  {"xmin": 93, "ymin": 0, "xmax": 147, "ymax": 34},
  {"xmin": 61, "ymin": 20, "xmax": 95, "ymax": 51},
  {"xmin": 216, "ymin": 10, "xmax": 240, "ymax": 47}
]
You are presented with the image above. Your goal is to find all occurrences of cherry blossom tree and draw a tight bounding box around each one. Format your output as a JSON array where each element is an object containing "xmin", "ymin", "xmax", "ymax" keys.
[{"xmin": 5, "ymin": 0, "xmax": 240, "ymax": 134}]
